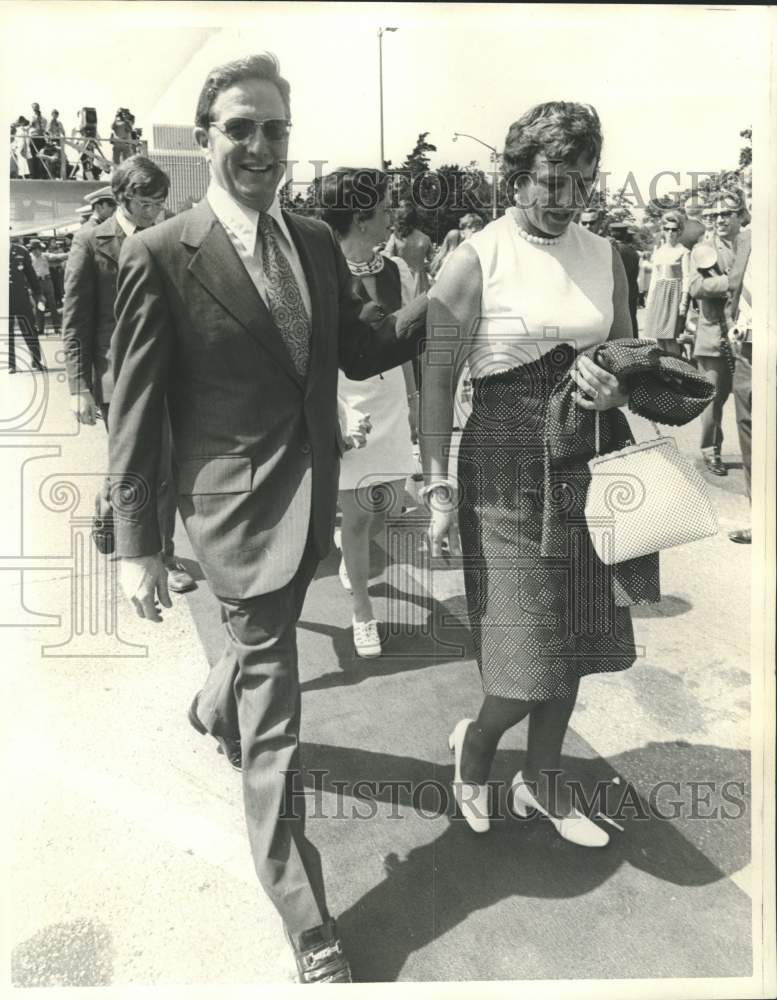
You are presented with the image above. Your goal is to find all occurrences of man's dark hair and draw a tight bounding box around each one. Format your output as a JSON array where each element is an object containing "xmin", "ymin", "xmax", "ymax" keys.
[
  {"xmin": 194, "ymin": 53, "xmax": 291, "ymax": 129},
  {"xmin": 111, "ymin": 154, "xmax": 170, "ymax": 206}
]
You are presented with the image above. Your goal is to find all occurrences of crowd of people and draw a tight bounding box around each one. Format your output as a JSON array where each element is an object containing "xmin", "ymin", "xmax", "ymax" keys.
[
  {"xmin": 10, "ymin": 102, "xmax": 142, "ymax": 180},
  {"xmin": 5, "ymin": 53, "xmax": 755, "ymax": 984}
]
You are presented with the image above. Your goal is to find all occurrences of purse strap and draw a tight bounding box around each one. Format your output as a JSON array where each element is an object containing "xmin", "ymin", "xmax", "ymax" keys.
[{"xmin": 594, "ymin": 410, "xmax": 663, "ymax": 457}]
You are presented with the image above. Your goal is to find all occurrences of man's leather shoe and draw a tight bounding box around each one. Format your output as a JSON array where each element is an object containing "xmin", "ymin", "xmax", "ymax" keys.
[
  {"xmin": 187, "ymin": 694, "xmax": 242, "ymax": 771},
  {"xmin": 729, "ymin": 528, "xmax": 752, "ymax": 544},
  {"xmin": 286, "ymin": 919, "xmax": 352, "ymax": 984},
  {"xmin": 703, "ymin": 454, "xmax": 727, "ymax": 476},
  {"xmin": 164, "ymin": 557, "xmax": 195, "ymax": 593}
]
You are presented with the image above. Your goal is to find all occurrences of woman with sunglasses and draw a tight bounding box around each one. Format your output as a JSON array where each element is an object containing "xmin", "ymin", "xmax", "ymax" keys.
[
  {"xmin": 317, "ymin": 167, "xmax": 418, "ymax": 658},
  {"xmin": 643, "ymin": 210, "xmax": 690, "ymax": 356}
]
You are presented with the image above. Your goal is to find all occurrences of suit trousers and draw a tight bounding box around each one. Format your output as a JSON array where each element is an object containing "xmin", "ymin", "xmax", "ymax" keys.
[
  {"xmin": 35, "ymin": 275, "xmax": 61, "ymax": 336},
  {"xmin": 101, "ymin": 403, "xmax": 177, "ymax": 558},
  {"xmin": 732, "ymin": 345, "xmax": 752, "ymax": 500},
  {"xmin": 8, "ymin": 312, "xmax": 43, "ymax": 371},
  {"xmin": 696, "ymin": 355, "xmax": 733, "ymax": 456},
  {"xmin": 196, "ymin": 533, "xmax": 329, "ymax": 938}
]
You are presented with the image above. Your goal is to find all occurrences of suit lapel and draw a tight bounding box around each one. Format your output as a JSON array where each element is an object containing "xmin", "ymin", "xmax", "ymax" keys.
[
  {"xmin": 94, "ymin": 215, "xmax": 124, "ymax": 265},
  {"xmin": 183, "ymin": 200, "xmax": 302, "ymax": 387}
]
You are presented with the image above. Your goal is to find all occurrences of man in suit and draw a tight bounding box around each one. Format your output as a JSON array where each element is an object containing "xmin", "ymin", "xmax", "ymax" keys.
[
  {"xmin": 608, "ymin": 221, "xmax": 640, "ymax": 336},
  {"xmin": 8, "ymin": 236, "xmax": 46, "ymax": 374},
  {"xmin": 728, "ymin": 168, "xmax": 753, "ymax": 544},
  {"xmin": 689, "ymin": 190, "xmax": 751, "ymax": 478},
  {"xmin": 109, "ymin": 53, "xmax": 426, "ymax": 983},
  {"xmin": 62, "ymin": 156, "xmax": 192, "ymax": 591},
  {"xmin": 84, "ymin": 186, "xmax": 118, "ymax": 225}
]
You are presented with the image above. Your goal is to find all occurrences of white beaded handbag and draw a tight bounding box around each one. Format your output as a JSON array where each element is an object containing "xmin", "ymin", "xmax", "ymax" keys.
[{"xmin": 585, "ymin": 412, "xmax": 719, "ymax": 565}]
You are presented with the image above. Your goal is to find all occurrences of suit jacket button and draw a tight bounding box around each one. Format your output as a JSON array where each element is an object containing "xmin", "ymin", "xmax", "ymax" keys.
[{"xmin": 300, "ymin": 443, "xmax": 311, "ymax": 454}]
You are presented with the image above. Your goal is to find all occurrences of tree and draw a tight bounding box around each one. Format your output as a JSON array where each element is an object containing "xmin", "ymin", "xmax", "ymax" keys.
[
  {"xmin": 401, "ymin": 132, "xmax": 437, "ymax": 178},
  {"xmin": 739, "ymin": 128, "xmax": 752, "ymax": 168}
]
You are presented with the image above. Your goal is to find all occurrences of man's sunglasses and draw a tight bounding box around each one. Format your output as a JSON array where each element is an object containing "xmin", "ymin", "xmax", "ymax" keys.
[
  {"xmin": 710, "ymin": 210, "xmax": 735, "ymax": 220},
  {"xmin": 209, "ymin": 117, "xmax": 292, "ymax": 144},
  {"xmin": 663, "ymin": 226, "xmax": 679, "ymax": 232}
]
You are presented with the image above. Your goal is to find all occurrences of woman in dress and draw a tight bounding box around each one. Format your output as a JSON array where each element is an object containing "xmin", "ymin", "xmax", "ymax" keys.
[
  {"xmin": 643, "ymin": 210, "xmax": 690, "ymax": 356},
  {"xmin": 421, "ymin": 101, "xmax": 634, "ymax": 847},
  {"xmin": 318, "ymin": 168, "xmax": 417, "ymax": 658}
]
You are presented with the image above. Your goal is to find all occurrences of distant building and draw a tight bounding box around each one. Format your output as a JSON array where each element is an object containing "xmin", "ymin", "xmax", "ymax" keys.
[{"xmin": 150, "ymin": 124, "xmax": 208, "ymax": 213}]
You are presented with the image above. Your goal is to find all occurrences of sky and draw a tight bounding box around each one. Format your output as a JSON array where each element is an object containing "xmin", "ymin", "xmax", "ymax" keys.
[{"xmin": 2, "ymin": 2, "xmax": 771, "ymax": 216}]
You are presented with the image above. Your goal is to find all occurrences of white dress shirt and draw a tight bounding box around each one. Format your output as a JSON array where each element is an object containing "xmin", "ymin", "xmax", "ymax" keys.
[
  {"xmin": 115, "ymin": 207, "xmax": 137, "ymax": 238},
  {"xmin": 206, "ymin": 181, "xmax": 312, "ymax": 319}
]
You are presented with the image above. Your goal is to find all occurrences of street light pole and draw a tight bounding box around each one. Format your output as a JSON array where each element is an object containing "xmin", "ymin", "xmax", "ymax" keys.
[
  {"xmin": 378, "ymin": 26, "xmax": 398, "ymax": 169},
  {"xmin": 452, "ymin": 131, "xmax": 500, "ymax": 219}
]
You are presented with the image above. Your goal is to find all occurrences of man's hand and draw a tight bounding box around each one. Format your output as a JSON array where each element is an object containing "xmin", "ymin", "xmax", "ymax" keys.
[
  {"xmin": 572, "ymin": 355, "xmax": 629, "ymax": 412},
  {"xmin": 71, "ymin": 390, "xmax": 99, "ymax": 425},
  {"xmin": 119, "ymin": 554, "xmax": 172, "ymax": 622}
]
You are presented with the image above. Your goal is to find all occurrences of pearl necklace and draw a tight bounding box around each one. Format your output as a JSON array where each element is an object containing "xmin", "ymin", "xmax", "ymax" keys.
[
  {"xmin": 346, "ymin": 253, "xmax": 385, "ymax": 276},
  {"xmin": 510, "ymin": 207, "xmax": 561, "ymax": 245},
  {"xmin": 514, "ymin": 224, "xmax": 561, "ymax": 246}
]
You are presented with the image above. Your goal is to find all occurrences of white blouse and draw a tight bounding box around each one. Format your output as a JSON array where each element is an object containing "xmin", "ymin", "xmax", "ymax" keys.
[{"xmin": 457, "ymin": 208, "xmax": 614, "ymax": 378}]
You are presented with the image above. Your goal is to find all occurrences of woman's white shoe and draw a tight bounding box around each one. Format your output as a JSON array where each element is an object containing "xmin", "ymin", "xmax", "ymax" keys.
[
  {"xmin": 352, "ymin": 618, "xmax": 381, "ymax": 657},
  {"xmin": 338, "ymin": 556, "xmax": 352, "ymax": 592},
  {"xmin": 448, "ymin": 719, "xmax": 490, "ymax": 833},
  {"xmin": 511, "ymin": 770, "xmax": 609, "ymax": 848}
]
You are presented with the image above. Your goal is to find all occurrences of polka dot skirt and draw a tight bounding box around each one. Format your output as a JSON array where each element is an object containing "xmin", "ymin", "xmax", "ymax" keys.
[{"xmin": 458, "ymin": 347, "xmax": 637, "ymax": 702}]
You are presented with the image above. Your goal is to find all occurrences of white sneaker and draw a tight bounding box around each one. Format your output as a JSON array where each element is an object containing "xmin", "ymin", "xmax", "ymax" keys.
[
  {"xmin": 353, "ymin": 618, "xmax": 381, "ymax": 657},
  {"xmin": 511, "ymin": 770, "xmax": 609, "ymax": 848},
  {"xmin": 338, "ymin": 556, "xmax": 352, "ymax": 592}
]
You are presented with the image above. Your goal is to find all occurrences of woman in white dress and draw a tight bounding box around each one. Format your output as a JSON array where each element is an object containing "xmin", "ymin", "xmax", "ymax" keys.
[
  {"xmin": 422, "ymin": 102, "xmax": 634, "ymax": 847},
  {"xmin": 318, "ymin": 168, "xmax": 417, "ymax": 657}
]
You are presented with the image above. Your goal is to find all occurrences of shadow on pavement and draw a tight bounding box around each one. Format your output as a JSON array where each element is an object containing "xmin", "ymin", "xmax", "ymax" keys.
[
  {"xmin": 299, "ymin": 740, "xmax": 750, "ymax": 982},
  {"xmin": 299, "ymin": 581, "xmax": 473, "ymax": 693}
]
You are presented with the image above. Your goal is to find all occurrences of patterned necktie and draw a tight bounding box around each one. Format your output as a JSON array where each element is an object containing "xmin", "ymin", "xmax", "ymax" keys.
[{"xmin": 257, "ymin": 212, "xmax": 311, "ymax": 378}]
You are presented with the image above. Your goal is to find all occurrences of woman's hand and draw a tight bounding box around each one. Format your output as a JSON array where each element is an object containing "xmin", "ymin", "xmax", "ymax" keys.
[
  {"xmin": 571, "ymin": 355, "xmax": 629, "ymax": 411},
  {"xmin": 423, "ymin": 484, "xmax": 462, "ymax": 557},
  {"xmin": 427, "ymin": 505, "xmax": 462, "ymax": 557}
]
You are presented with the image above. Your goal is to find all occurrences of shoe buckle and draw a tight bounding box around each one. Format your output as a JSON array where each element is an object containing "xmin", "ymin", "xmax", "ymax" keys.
[{"xmin": 303, "ymin": 940, "xmax": 342, "ymax": 968}]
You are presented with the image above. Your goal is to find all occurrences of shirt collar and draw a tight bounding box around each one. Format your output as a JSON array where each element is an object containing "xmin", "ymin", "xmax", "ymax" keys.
[
  {"xmin": 206, "ymin": 180, "xmax": 291, "ymax": 255},
  {"xmin": 115, "ymin": 207, "xmax": 137, "ymax": 237}
]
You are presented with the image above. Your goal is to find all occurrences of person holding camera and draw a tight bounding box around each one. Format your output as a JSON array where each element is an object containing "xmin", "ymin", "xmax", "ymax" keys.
[{"xmin": 689, "ymin": 191, "xmax": 750, "ymax": 478}]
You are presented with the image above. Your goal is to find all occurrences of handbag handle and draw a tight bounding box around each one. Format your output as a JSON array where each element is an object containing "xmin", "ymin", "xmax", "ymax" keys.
[{"xmin": 594, "ymin": 409, "xmax": 662, "ymax": 457}]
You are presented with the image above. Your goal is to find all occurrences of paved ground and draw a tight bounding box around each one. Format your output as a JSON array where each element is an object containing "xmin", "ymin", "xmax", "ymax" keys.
[{"xmin": 2, "ymin": 325, "xmax": 758, "ymax": 990}]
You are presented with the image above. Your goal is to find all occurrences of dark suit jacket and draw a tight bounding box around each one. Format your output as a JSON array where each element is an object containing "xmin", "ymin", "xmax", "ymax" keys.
[
  {"xmin": 109, "ymin": 200, "xmax": 426, "ymax": 599},
  {"xmin": 9, "ymin": 243, "xmax": 40, "ymax": 316},
  {"xmin": 62, "ymin": 213, "xmax": 127, "ymax": 403},
  {"xmin": 689, "ymin": 230, "xmax": 750, "ymax": 358}
]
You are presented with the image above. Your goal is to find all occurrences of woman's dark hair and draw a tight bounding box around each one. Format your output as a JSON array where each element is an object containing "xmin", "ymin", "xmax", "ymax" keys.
[
  {"xmin": 315, "ymin": 168, "xmax": 389, "ymax": 238},
  {"xmin": 395, "ymin": 200, "xmax": 418, "ymax": 230},
  {"xmin": 662, "ymin": 210, "xmax": 683, "ymax": 228},
  {"xmin": 195, "ymin": 53, "xmax": 291, "ymax": 128},
  {"xmin": 111, "ymin": 154, "xmax": 170, "ymax": 206},
  {"xmin": 502, "ymin": 101, "xmax": 603, "ymax": 188}
]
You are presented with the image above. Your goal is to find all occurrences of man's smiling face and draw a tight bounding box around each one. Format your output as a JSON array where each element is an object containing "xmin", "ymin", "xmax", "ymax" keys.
[{"xmin": 196, "ymin": 77, "xmax": 289, "ymax": 213}]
